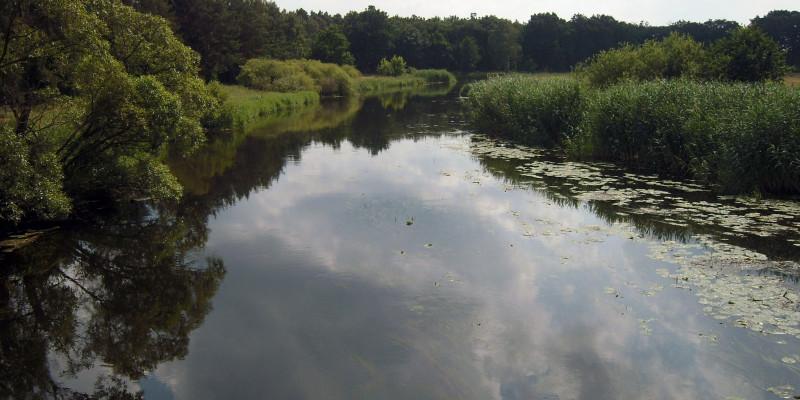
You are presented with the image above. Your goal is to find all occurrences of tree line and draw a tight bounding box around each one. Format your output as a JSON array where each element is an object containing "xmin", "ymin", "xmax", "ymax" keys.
[{"xmin": 123, "ymin": 1, "xmax": 800, "ymax": 81}]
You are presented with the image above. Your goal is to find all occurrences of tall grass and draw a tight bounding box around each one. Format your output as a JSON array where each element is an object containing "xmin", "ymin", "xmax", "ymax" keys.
[
  {"xmin": 467, "ymin": 75, "xmax": 800, "ymax": 194},
  {"xmin": 465, "ymin": 76, "xmax": 584, "ymax": 146},
  {"xmin": 217, "ymin": 84, "xmax": 320, "ymax": 133}
]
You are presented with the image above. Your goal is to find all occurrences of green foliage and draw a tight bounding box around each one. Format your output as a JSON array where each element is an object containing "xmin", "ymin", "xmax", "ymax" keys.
[
  {"xmin": 706, "ymin": 27, "xmax": 788, "ymax": 82},
  {"xmin": 577, "ymin": 29, "xmax": 787, "ymax": 86},
  {"xmin": 752, "ymin": 11, "xmax": 800, "ymax": 70},
  {"xmin": 237, "ymin": 59, "xmax": 317, "ymax": 92},
  {"xmin": 577, "ymin": 33, "xmax": 707, "ymax": 87},
  {"xmin": 455, "ymin": 37, "xmax": 482, "ymax": 71},
  {"xmin": 571, "ymin": 80, "xmax": 800, "ymax": 193},
  {"xmin": 237, "ymin": 59, "xmax": 358, "ymax": 96},
  {"xmin": 342, "ymin": 65, "xmax": 363, "ymax": 79},
  {"xmin": 0, "ymin": 0, "xmax": 226, "ymax": 227},
  {"xmin": 355, "ymin": 75, "xmax": 427, "ymax": 94},
  {"xmin": 468, "ymin": 75, "xmax": 800, "ymax": 194},
  {"xmin": 466, "ymin": 76, "xmax": 584, "ymax": 146},
  {"xmin": 377, "ymin": 56, "xmax": 408, "ymax": 76},
  {"xmin": 288, "ymin": 59, "xmax": 356, "ymax": 96},
  {"xmin": 344, "ymin": 6, "xmax": 392, "ymax": 72},
  {"xmin": 410, "ymin": 69, "xmax": 458, "ymax": 85},
  {"xmin": 312, "ymin": 26, "xmax": 356, "ymax": 65},
  {"xmin": 0, "ymin": 127, "xmax": 71, "ymax": 224},
  {"xmin": 218, "ymin": 85, "xmax": 320, "ymax": 133}
]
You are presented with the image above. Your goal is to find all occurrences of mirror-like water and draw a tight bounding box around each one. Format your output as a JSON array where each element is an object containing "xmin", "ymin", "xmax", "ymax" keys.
[{"xmin": 2, "ymin": 86, "xmax": 799, "ymax": 399}]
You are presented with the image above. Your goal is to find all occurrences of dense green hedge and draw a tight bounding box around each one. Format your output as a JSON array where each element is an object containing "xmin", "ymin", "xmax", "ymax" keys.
[{"xmin": 467, "ymin": 75, "xmax": 800, "ymax": 194}]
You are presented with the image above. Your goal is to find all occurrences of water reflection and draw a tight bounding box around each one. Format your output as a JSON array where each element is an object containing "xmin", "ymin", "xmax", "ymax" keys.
[
  {"xmin": 3, "ymin": 83, "xmax": 800, "ymax": 399},
  {"xmin": 0, "ymin": 205, "xmax": 224, "ymax": 398}
]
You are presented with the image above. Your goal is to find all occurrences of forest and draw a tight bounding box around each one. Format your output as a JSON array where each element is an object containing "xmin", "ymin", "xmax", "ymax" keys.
[{"xmin": 122, "ymin": 1, "xmax": 800, "ymax": 80}]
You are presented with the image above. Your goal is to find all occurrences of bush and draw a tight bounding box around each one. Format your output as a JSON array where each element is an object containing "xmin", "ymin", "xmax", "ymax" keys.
[
  {"xmin": 236, "ymin": 59, "xmax": 317, "ymax": 93},
  {"xmin": 237, "ymin": 59, "xmax": 358, "ymax": 96},
  {"xmin": 706, "ymin": 27, "xmax": 788, "ymax": 82},
  {"xmin": 466, "ymin": 75, "xmax": 584, "ymax": 146},
  {"xmin": 287, "ymin": 59, "xmax": 355, "ymax": 96},
  {"xmin": 411, "ymin": 69, "xmax": 457, "ymax": 85},
  {"xmin": 577, "ymin": 29, "xmax": 788, "ymax": 87},
  {"xmin": 342, "ymin": 65, "xmax": 362, "ymax": 79},
  {"xmin": 577, "ymin": 33, "xmax": 706, "ymax": 87},
  {"xmin": 377, "ymin": 56, "xmax": 408, "ymax": 76}
]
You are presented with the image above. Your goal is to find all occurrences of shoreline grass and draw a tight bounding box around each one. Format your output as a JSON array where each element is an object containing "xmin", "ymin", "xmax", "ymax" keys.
[
  {"xmin": 217, "ymin": 84, "xmax": 320, "ymax": 134},
  {"xmin": 467, "ymin": 75, "xmax": 800, "ymax": 195},
  {"xmin": 356, "ymin": 69, "xmax": 456, "ymax": 95}
]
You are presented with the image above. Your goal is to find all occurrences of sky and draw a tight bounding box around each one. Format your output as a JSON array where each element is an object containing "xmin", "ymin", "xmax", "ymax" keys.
[{"xmin": 276, "ymin": 0, "xmax": 798, "ymax": 25}]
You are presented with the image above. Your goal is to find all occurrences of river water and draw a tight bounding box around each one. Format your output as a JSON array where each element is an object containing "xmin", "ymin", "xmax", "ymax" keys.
[{"xmin": 2, "ymin": 86, "xmax": 800, "ymax": 399}]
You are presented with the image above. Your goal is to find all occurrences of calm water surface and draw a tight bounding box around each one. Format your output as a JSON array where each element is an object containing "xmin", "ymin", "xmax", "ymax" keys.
[{"xmin": 3, "ymin": 87, "xmax": 800, "ymax": 399}]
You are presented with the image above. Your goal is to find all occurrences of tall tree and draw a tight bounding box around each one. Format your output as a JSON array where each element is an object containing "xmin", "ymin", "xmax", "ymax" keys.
[
  {"xmin": 752, "ymin": 10, "xmax": 800, "ymax": 69},
  {"xmin": 0, "ymin": 0, "xmax": 224, "ymax": 227},
  {"xmin": 521, "ymin": 13, "xmax": 571, "ymax": 71},
  {"xmin": 344, "ymin": 6, "xmax": 392, "ymax": 72},
  {"xmin": 312, "ymin": 26, "xmax": 355, "ymax": 65},
  {"xmin": 455, "ymin": 36, "xmax": 481, "ymax": 71}
]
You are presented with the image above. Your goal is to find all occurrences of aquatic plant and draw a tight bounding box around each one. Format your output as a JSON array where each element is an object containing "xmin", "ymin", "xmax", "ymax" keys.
[
  {"xmin": 467, "ymin": 76, "xmax": 800, "ymax": 194},
  {"xmin": 465, "ymin": 75, "xmax": 584, "ymax": 146},
  {"xmin": 572, "ymin": 79, "xmax": 800, "ymax": 194}
]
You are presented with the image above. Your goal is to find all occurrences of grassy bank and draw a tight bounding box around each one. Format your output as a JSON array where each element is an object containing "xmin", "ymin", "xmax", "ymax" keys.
[
  {"xmin": 467, "ymin": 75, "xmax": 800, "ymax": 194},
  {"xmin": 357, "ymin": 69, "xmax": 457, "ymax": 95},
  {"xmin": 237, "ymin": 58, "xmax": 456, "ymax": 98},
  {"xmin": 218, "ymin": 85, "xmax": 320, "ymax": 133}
]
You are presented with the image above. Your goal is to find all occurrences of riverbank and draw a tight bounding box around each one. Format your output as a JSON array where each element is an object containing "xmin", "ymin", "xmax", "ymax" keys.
[
  {"xmin": 467, "ymin": 75, "xmax": 800, "ymax": 195},
  {"xmin": 219, "ymin": 85, "xmax": 321, "ymax": 134},
  {"xmin": 221, "ymin": 68, "xmax": 456, "ymax": 134}
]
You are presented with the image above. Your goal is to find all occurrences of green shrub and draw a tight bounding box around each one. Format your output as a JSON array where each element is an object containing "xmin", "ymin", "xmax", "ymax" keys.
[
  {"xmin": 577, "ymin": 33, "xmax": 706, "ymax": 87},
  {"xmin": 237, "ymin": 59, "xmax": 317, "ymax": 92},
  {"xmin": 287, "ymin": 59, "xmax": 355, "ymax": 96},
  {"xmin": 466, "ymin": 75, "xmax": 584, "ymax": 146},
  {"xmin": 706, "ymin": 27, "xmax": 788, "ymax": 82},
  {"xmin": 377, "ymin": 56, "xmax": 408, "ymax": 76},
  {"xmin": 237, "ymin": 59, "xmax": 359, "ymax": 96},
  {"xmin": 342, "ymin": 65, "xmax": 363, "ymax": 79},
  {"xmin": 411, "ymin": 69, "xmax": 457, "ymax": 85}
]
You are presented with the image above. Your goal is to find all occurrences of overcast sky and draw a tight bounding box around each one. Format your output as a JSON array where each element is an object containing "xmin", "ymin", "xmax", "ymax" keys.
[{"xmin": 277, "ymin": 0, "xmax": 798, "ymax": 25}]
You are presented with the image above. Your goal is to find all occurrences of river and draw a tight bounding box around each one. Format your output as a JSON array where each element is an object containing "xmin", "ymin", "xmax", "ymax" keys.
[{"xmin": 2, "ymin": 85, "xmax": 799, "ymax": 399}]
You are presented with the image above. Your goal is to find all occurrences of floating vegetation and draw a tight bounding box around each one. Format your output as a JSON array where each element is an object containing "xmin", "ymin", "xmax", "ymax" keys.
[
  {"xmin": 767, "ymin": 385, "xmax": 797, "ymax": 399},
  {"xmin": 461, "ymin": 134, "xmax": 800, "ymax": 374},
  {"xmin": 639, "ymin": 319, "xmax": 655, "ymax": 336},
  {"xmin": 469, "ymin": 135, "xmax": 800, "ymax": 253}
]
